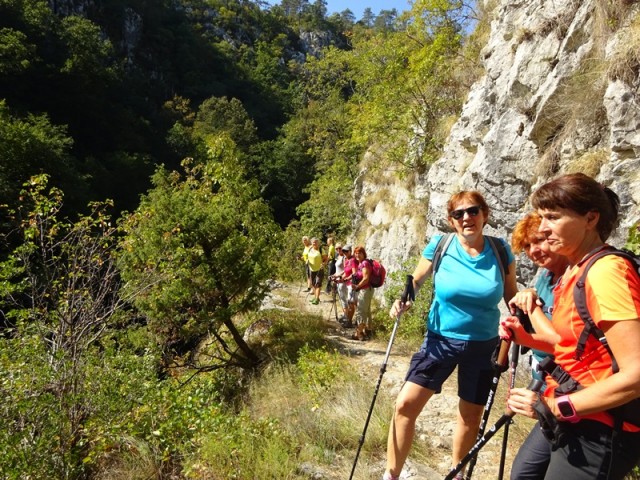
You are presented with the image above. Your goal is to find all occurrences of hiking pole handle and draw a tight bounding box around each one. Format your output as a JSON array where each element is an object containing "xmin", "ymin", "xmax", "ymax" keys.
[
  {"xmin": 401, "ymin": 274, "xmax": 415, "ymax": 304},
  {"xmin": 528, "ymin": 378, "xmax": 544, "ymax": 394},
  {"xmin": 496, "ymin": 337, "xmax": 511, "ymax": 369},
  {"xmin": 514, "ymin": 306, "xmax": 533, "ymax": 333},
  {"xmin": 505, "ymin": 378, "xmax": 544, "ymax": 415}
]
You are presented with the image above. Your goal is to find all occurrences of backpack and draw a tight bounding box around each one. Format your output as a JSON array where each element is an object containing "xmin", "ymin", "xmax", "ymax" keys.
[
  {"xmin": 431, "ymin": 233, "xmax": 510, "ymax": 282},
  {"xmin": 573, "ymin": 246, "xmax": 640, "ymax": 371},
  {"xmin": 571, "ymin": 246, "xmax": 640, "ymax": 427},
  {"xmin": 367, "ymin": 259, "xmax": 387, "ymax": 288}
]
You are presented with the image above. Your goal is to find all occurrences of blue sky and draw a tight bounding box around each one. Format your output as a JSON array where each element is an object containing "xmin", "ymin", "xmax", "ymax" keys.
[{"xmin": 325, "ymin": 0, "xmax": 412, "ymax": 19}]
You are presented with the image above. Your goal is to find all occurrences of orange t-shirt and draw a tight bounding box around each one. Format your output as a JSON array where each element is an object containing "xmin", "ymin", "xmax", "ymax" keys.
[{"xmin": 544, "ymin": 249, "xmax": 640, "ymax": 431}]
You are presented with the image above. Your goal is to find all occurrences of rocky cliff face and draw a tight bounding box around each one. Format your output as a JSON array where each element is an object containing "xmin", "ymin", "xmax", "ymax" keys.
[{"xmin": 355, "ymin": 0, "xmax": 640, "ymax": 286}]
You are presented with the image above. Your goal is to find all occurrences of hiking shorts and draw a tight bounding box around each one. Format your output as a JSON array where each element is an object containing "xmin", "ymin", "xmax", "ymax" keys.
[
  {"xmin": 310, "ymin": 270, "xmax": 323, "ymax": 288},
  {"xmin": 405, "ymin": 331, "xmax": 498, "ymax": 405}
]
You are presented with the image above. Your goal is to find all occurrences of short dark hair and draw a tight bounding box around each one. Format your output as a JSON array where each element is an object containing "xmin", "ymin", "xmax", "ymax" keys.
[{"xmin": 531, "ymin": 173, "xmax": 620, "ymax": 241}]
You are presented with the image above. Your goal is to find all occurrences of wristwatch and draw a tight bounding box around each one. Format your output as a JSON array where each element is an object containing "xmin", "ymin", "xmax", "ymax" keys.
[{"xmin": 556, "ymin": 395, "xmax": 580, "ymax": 423}]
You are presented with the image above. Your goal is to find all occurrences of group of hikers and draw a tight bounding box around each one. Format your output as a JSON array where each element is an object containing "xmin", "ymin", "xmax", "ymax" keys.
[
  {"xmin": 372, "ymin": 173, "xmax": 640, "ymax": 480},
  {"xmin": 300, "ymin": 237, "xmax": 374, "ymax": 339}
]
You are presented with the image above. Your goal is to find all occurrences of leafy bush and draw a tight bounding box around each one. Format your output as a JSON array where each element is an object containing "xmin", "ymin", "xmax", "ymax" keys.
[
  {"xmin": 624, "ymin": 221, "xmax": 640, "ymax": 254},
  {"xmin": 297, "ymin": 344, "xmax": 345, "ymax": 405},
  {"xmin": 189, "ymin": 413, "xmax": 294, "ymax": 479}
]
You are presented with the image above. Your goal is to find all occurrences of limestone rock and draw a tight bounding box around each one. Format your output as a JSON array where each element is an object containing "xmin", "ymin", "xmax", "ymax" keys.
[{"xmin": 353, "ymin": 0, "xmax": 640, "ymax": 291}]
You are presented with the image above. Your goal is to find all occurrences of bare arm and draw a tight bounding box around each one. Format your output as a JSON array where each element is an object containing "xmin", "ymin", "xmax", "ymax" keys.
[
  {"xmin": 509, "ymin": 318, "xmax": 640, "ymax": 419},
  {"xmin": 502, "ymin": 260, "xmax": 519, "ymax": 307},
  {"xmin": 509, "ymin": 289, "xmax": 561, "ymax": 345},
  {"xmin": 500, "ymin": 315, "xmax": 556, "ymax": 353},
  {"xmin": 549, "ymin": 318, "xmax": 640, "ymax": 418},
  {"xmin": 411, "ymin": 256, "xmax": 434, "ymax": 295},
  {"xmin": 355, "ymin": 267, "xmax": 370, "ymax": 290}
]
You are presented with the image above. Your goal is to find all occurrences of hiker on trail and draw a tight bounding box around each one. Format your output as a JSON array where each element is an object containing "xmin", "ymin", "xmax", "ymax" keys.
[
  {"xmin": 352, "ymin": 246, "xmax": 373, "ymax": 340},
  {"xmin": 326, "ymin": 237, "xmax": 337, "ymax": 293},
  {"xmin": 508, "ymin": 212, "xmax": 569, "ymax": 479},
  {"xmin": 502, "ymin": 173, "xmax": 640, "ymax": 480},
  {"xmin": 383, "ymin": 190, "xmax": 518, "ymax": 480},
  {"xmin": 301, "ymin": 236, "xmax": 312, "ymax": 292},
  {"xmin": 333, "ymin": 243, "xmax": 348, "ymax": 323},
  {"xmin": 307, "ymin": 237, "xmax": 327, "ymax": 305},
  {"xmin": 335, "ymin": 245, "xmax": 357, "ymax": 326}
]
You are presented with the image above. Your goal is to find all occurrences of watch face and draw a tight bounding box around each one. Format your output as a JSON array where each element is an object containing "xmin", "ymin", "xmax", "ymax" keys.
[{"xmin": 558, "ymin": 400, "xmax": 574, "ymax": 418}]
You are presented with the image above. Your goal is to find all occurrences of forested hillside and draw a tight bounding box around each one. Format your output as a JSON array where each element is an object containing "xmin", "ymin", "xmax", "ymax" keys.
[{"xmin": 0, "ymin": 0, "xmax": 484, "ymax": 478}]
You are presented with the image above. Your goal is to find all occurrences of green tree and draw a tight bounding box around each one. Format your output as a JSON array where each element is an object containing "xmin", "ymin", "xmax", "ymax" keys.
[
  {"xmin": 345, "ymin": 3, "xmax": 465, "ymax": 172},
  {"xmin": 374, "ymin": 8, "xmax": 399, "ymax": 31},
  {"xmin": 118, "ymin": 135, "xmax": 280, "ymax": 371},
  {"xmin": 338, "ymin": 9, "xmax": 356, "ymax": 26},
  {"xmin": 0, "ymin": 27, "xmax": 36, "ymax": 74},
  {"xmin": 296, "ymin": 159, "xmax": 355, "ymax": 238},
  {"xmin": 0, "ymin": 175, "xmax": 125, "ymax": 478},
  {"xmin": 0, "ymin": 101, "xmax": 86, "ymax": 213},
  {"xmin": 193, "ymin": 96, "xmax": 259, "ymax": 151},
  {"xmin": 361, "ymin": 7, "xmax": 376, "ymax": 26}
]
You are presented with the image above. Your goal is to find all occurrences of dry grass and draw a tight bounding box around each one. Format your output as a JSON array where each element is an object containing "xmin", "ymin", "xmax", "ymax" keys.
[
  {"xmin": 94, "ymin": 437, "xmax": 165, "ymax": 480},
  {"xmin": 528, "ymin": 1, "xmax": 638, "ymax": 183},
  {"xmin": 607, "ymin": 11, "xmax": 640, "ymax": 84},
  {"xmin": 244, "ymin": 358, "xmax": 398, "ymax": 479},
  {"xmin": 566, "ymin": 148, "xmax": 610, "ymax": 177}
]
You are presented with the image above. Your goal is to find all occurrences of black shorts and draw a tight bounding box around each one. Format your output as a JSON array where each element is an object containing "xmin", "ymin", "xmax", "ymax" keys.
[
  {"xmin": 310, "ymin": 270, "xmax": 324, "ymax": 288},
  {"xmin": 405, "ymin": 331, "xmax": 498, "ymax": 405}
]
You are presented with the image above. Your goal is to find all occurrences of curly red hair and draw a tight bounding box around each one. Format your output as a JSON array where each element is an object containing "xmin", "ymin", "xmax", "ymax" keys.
[{"xmin": 511, "ymin": 213, "xmax": 542, "ymax": 254}]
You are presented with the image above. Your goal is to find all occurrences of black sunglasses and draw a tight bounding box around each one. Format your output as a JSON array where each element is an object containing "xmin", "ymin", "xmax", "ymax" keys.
[{"xmin": 450, "ymin": 206, "xmax": 481, "ymax": 220}]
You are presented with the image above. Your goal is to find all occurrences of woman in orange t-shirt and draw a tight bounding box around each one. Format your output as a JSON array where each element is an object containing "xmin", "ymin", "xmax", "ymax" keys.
[{"xmin": 501, "ymin": 173, "xmax": 640, "ymax": 479}]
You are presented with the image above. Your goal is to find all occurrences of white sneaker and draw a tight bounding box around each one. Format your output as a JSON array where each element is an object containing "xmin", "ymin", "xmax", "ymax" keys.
[{"xmin": 382, "ymin": 473, "xmax": 400, "ymax": 480}]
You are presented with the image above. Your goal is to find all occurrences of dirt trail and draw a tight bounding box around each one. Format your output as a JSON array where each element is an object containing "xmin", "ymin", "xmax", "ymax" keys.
[{"xmin": 266, "ymin": 283, "xmax": 535, "ymax": 480}]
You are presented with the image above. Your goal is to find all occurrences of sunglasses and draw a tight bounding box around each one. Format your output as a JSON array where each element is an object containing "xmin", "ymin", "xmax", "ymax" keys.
[{"xmin": 450, "ymin": 206, "xmax": 481, "ymax": 220}]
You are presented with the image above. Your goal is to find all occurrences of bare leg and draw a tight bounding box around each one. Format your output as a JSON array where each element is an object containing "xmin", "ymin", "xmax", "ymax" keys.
[
  {"xmin": 452, "ymin": 398, "xmax": 485, "ymax": 467},
  {"xmin": 386, "ymin": 382, "xmax": 435, "ymax": 477}
]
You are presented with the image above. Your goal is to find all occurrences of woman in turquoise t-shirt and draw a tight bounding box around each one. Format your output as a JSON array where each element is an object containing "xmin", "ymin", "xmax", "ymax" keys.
[{"xmin": 382, "ymin": 191, "xmax": 518, "ymax": 480}]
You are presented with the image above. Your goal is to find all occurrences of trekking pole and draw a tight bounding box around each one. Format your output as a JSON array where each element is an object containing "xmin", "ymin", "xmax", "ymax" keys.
[
  {"xmin": 349, "ymin": 274, "xmax": 415, "ymax": 480},
  {"xmin": 496, "ymin": 341, "xmax": 519, "ymax": 479},
  {"xmin": 497, "ymin": 308, "xmax": 527, "ymax": 480},
  {"xmin": 332, "ymin": 282, "xmax": 339, "ymax": 322},
  {"xmin": 298, "ymin": 261, "xmax": 307, "ymax": 295},
  {"xmin": 463, "ymin": 337, "xmax": 511, "ymax": 480},
  {"xmin": 444, "ymin": 378, "xmax": 543, "ymax": 480}
]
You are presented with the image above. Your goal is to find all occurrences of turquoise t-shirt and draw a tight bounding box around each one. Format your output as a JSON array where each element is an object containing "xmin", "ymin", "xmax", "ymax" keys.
[
  {"xmin": 424, "ymin": 234, "xmax": 514, "ymax": 341},
  {"xmin": 530, "ymin": 268, "xmax": 558, "ymax": 379}
]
